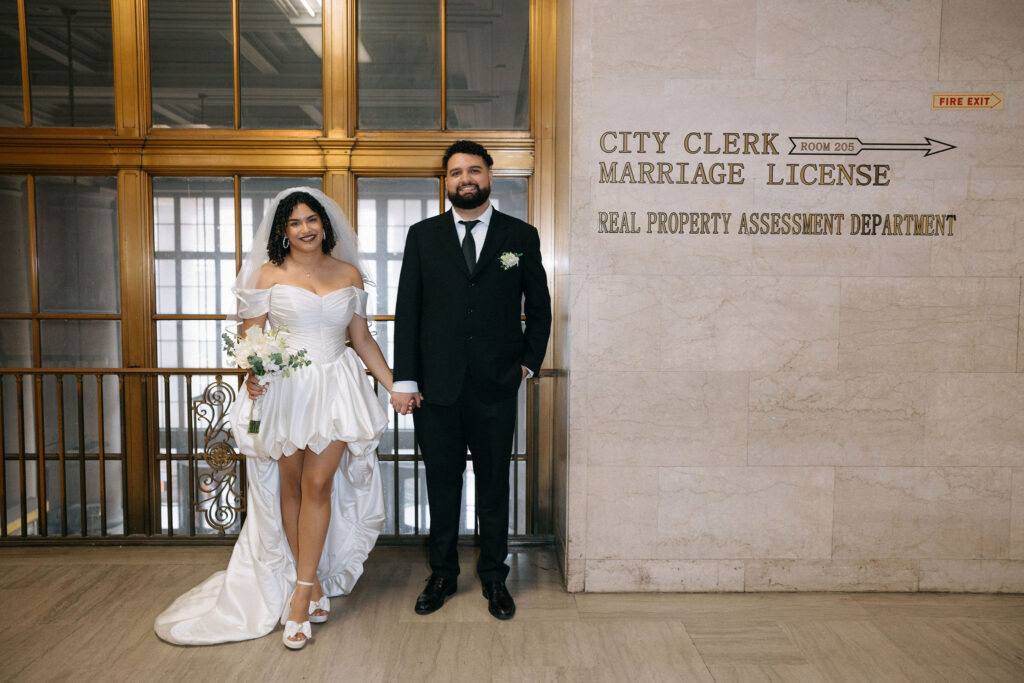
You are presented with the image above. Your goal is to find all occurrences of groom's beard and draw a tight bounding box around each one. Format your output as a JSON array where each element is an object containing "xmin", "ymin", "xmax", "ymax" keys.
[{"xmin": 447, "ymin": 183, "xmax": 491, "ymax": 210}]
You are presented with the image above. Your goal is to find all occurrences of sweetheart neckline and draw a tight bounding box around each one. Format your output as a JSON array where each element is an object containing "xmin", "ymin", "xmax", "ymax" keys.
[{"xmin": 270, "ymin": 283, "xmax": 360, "ymax": 299}]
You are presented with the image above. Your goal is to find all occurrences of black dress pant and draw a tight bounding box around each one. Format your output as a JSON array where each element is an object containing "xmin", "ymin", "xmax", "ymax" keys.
[{"xmin": 414, "ymin": 389, "xmax": 517, "ymax": 583}]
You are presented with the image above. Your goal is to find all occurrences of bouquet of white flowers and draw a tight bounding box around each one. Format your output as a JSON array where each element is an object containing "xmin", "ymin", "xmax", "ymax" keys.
[{"xmin": 222, "ymin": 326, "xmax": 311, "ymax": 433}]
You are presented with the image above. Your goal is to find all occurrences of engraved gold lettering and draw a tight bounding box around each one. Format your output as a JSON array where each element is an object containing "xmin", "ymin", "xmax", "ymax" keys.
[{"xmin": 599, "ymin": 131, "xmax": 617, "ymax": 153}]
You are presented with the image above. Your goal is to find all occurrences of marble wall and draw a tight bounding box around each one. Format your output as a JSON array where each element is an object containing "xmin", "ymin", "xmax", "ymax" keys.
[{"xmin": 560, "ymin": 0, "xmax": 1024, "ymax": 592}]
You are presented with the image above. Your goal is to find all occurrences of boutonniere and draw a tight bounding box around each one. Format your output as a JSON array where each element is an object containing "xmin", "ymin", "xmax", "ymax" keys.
[{"xmin": 499, "ymin": 252, "xmax": 523, "ymax": 270}]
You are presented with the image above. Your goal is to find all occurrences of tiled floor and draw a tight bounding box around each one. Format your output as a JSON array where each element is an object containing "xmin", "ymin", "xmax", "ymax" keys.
[{"xmin": 1, "ymin": 546, "xmax": 1022, "ymax": 682}]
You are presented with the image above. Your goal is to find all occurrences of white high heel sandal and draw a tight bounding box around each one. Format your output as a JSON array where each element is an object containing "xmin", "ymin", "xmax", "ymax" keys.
[
  {"xmin": 309, "ymin": 591, "xmax": 330, "ymax": 624},
  {"xmin": 283, "ymin": 580, "xmax": 315, "ymax": 650}
]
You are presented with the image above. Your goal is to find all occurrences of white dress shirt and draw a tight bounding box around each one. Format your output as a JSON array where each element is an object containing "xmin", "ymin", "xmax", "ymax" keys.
[{"xmin": 454, "ymin": 203, "xmax": 493, "ymax": 262}]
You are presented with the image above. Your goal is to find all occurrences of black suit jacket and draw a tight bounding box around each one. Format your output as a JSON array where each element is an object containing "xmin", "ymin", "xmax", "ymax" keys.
[{"xmin": 393, "ymin": 208, "xmax": 552, "ymax": 406}]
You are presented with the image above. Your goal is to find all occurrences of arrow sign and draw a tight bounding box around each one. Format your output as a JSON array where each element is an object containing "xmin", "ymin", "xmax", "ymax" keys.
[
  {"xmin": 788, "ymin": 137, "xmax": 956, "ymax": 157},
  {"xmin": 933, "ymin": 92, "xmax": 1003, "ymax": 110}
]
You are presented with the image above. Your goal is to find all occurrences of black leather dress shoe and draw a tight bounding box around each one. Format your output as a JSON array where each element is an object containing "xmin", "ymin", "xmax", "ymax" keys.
[
  {"xmin": 415, "ymin": 575, "xmax": 457, "ymax": 615},
  {"xmin": 482, "ymin": 581, "xmax": 516, "ymax": 620}
]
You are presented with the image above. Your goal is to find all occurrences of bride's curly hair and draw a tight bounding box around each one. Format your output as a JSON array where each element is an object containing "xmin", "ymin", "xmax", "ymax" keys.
[{"xmin": 267, "ymin": 191, "xmax": 337, "ymax": 265}]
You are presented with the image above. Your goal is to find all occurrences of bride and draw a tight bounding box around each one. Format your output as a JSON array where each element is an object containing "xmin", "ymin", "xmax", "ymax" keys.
[{"xmin": 155, "ymin": 187, "xmax": 406, "ymax": 649}]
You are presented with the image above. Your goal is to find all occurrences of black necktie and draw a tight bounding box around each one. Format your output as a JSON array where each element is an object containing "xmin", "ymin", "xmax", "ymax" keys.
[{"xmin": 460, "ymin": 219, "xmax": 480, "ymax": 271}]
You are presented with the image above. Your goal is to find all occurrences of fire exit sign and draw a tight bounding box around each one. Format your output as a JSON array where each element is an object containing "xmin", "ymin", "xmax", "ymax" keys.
[{"xmin": 932, "ymin": 92, "xmax": 1004, "ymax": 110}]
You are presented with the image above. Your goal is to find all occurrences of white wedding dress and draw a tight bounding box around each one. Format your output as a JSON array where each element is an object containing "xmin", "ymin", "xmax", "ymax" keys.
[{"xmin": 154, "ymin": 284, "xmax": 388, "ymax": 645}]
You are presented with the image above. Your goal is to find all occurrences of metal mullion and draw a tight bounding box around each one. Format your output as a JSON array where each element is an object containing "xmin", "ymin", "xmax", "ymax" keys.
[
  {"xmin": 186, "ymin": 374, "xmax": 195, "ymax": 536},
  {"xmin": 34, "ymin": 375, "xmax": 46, "ymax": 536},
  {"xmin": 163, "ymin": 374, "xmax": 172, "ymax": 536},
  {"xmin": 148, "ymin": 375, "xmax": 161, "ymax": 535},
  {"xmin": 96, "ymin": 375, "xmax": 107, "ymax": 536},
  {"xmin": 232, "ymin": 389, "xmax": 245, "ymax": 528},
  {"xmin": 528, "ymin": 0, "xmax": 538, "ymax": 135},
  {"xmin": 27, "ymin": 176, "xmax": 39, "ymax": 367},
  {"xmin": 17, "ymin": 0, "xmax": 30, "ymax": 126},
  {"xmin": 531, "ymin": 377, "xmax": 540, "ymax": 534},
  {"xmin": 22, "ymin": 314, "xmax": 121, "ymax": 321},
  {"xmin": 76, "ymin": 374, "xmax": 86, "ymax": 536},
  {"xmin": 347, "ymin": 0, "xmax": 358, "ymax": 135},
  {"xmin": 137, "ymin": 0, "xmax": 152, "ymax": 131},
  {"xmin": 16, "ymin": 377, "xmax": 27, "ymax": 536},
  {"xmin": 373, "ymin": 195, "xmax": 383, "ymax": 314},
  {"xmin": 156, "ymin": 250, "xmax": 245, "ymax": 259},
  {"xmin": 392, "ymin": 398, "xmax": 399, "ymax": 536},
  {"xmin": 413, "ymin": 429, "xmax": 420, "ymax": 535},
  {"xmin": 0, "ymin": 378, "xmax": 6, "ymax": 537},
  {"xmin": 512, "ymin": 400, "xmax": 519, "ymax": 536},
  {"xmin": 173, "ymin": 196, "xmax": 183, "ymax": 329},
  {"xmin": 234, "ymin": 382, "xmax": 247, "ymax": 529},
  {"xmin": 234, "ymin": 176, "xmax": 242, "ymax": 272},
  {"xmin": 118, "ymin": 374, "xmax": 128, "ymax": 535},
  {"xmin": 525, "ymin": 378, "xmax": 534, "ymax": 535},
  {"xmin": 56, "ymin": 374, "xmax": 67, "ymax": 536},
  {"xmin": 153, "ymin": 315, "xmax": 228, "ymax": 321},
  {"xmin": 8, "ymin": 453, "xmax": 114, "ymax": 463},
  {"xmin": 232, "ymin": 0, "xmax": 241, "ymax": 129},
  {"xmin": 214, "ymin": 190, "xmax": 224, "ymax": 321},
  {"xmin": 439, "ymin": 0, "xmax": 447, "ymax": 131},
  {"xmin": 472, "ymin": 445, "xmax": 478, "ymax": 536}
]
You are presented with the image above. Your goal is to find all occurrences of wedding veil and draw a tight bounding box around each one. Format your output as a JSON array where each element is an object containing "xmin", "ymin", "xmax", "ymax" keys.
[{"xmin": 231, "ymin": 186, "xmax": 370, "ymax": 321}]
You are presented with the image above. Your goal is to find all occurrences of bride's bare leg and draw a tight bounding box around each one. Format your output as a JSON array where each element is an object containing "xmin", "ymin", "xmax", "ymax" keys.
[
  {"xmin": 286, "ymin": 440, "xmax": 345, "ymax": 626},
  {"xmin": 277, "ymin": 449, "xmax": 305, "ymax": 562}
]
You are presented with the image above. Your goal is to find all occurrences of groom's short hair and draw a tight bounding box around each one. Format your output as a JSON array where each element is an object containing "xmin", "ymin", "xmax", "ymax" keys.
[{"xmin": 442, "ymin": 140, "xmax": 493, "ymax": 171}]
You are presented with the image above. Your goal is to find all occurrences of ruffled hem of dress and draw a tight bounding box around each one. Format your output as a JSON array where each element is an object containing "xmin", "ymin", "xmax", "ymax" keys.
[{"xmin": 230, "ymin": 347, "xmax": 388, "ymax": 463}]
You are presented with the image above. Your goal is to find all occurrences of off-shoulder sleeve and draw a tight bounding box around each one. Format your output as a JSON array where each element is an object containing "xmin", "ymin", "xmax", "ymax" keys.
[
  {"xmin": 234, "ymin": 288, "xmax": 271, "ymax": 319},
  {"xmin": 352, "ymin": 288, "xmax": 370, "ymax": 319}
]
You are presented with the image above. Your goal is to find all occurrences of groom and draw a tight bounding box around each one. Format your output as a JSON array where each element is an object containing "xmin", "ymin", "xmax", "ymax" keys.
[{"xmin": 390, "ymin": 140, "xmax": 551, "ymax": 620}]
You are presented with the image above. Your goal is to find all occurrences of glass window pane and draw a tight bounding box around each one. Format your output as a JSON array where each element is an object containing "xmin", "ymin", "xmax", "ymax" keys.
[
  {"xmin": 157, "ymin": 319, "xmax": 237, "ymax": 368},
  {"xmin": 149, "ymin": 0, "xmax": 234, "ymax": 128},
  {"xmin": 444, "ymin": 176, "xmax": 527, "ymax": 221},
  {"xmin": 356, "ymin": 177, "xmax": 439, "ymax": 320},
  {"xmin": 358, "ymin": 0, "xmax": 440, "ymax": 130},
  {"xmin": 0, "ymin": 176, "xmax": 31, "ymax": 313},
  {"xmin": 0, "ymin": 320, "xmax": 32, "ymax": 367},
  {"xmin": 240, "ymin": 0, "xmax": 322, "ymax": 129},
  {"xmin": 36, "ymin": 176, "xmax": 119, "ymax": 314},
  {"xmin": 153, "ymin": 177, "xmax": 234, "ymax": 315},
  {"xmin": 0, "ymin": 2, "xmax": 23, "ymax": 126},
  {"xmin": 240, "ymin": 176, "xmax": 322, "ymax": 254},
  {"xmin": 39, "ymin": 320, "xmax": 121, "ymax": 367},
  {"xmin": 490, "ymin": 176, "xmax": 528, "ymax": 220},
  {"xmin": 27, "ymin": 0, "xmax": 114, "ymax": 127},
  {"xmin": 446, "ymin": 0, "xmax": 529, "ymax": 130}
]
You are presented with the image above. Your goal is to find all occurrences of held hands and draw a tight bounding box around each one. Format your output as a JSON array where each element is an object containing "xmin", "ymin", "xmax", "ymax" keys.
[
  {"xmin": 390, "ymin": 391, "xmax": 423, "ymax": 415},
  {"xmin": 387, "ymin": 368, "xmax": 528, "ymax": 415}
]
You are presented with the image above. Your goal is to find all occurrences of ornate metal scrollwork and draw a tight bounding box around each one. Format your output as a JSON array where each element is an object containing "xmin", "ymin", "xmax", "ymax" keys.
[{"xmin": 192, "ymin": 377, "xmax": 246, "ymax": 533}]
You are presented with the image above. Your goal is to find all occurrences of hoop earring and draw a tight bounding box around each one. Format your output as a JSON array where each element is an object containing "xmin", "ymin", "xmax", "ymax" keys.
[{"xmin": 282, "ymin": 236, "xmax": 290, "ymax": 249}]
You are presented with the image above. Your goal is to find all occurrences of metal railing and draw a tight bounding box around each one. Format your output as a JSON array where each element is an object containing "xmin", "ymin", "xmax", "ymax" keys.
[{"xmin": 0, "ymin": 367, "xmax": 554, "ymax": 545}]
